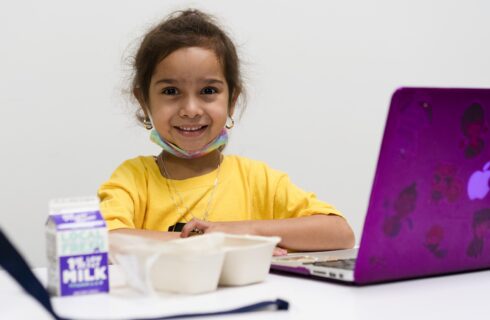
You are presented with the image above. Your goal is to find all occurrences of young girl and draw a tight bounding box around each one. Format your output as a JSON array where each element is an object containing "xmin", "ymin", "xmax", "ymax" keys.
[{"xmin": 98, "ymin": 9, "xmax": 355, "ymax": 254}]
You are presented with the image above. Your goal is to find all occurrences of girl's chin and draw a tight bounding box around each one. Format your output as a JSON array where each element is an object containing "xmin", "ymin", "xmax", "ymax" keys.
[
  {"xmin": 172, "ymin": 140, "xmax": 209, "ymax": 152},
  {"xmin": 164, "ymin": 131, "xmax": 219, "ymax": 152}
]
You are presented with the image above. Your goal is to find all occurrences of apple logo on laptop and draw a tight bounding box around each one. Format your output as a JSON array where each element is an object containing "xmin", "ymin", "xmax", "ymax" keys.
[{"xmin": 467, "ymin": 161, "xmax": 490, "ymax": 200}]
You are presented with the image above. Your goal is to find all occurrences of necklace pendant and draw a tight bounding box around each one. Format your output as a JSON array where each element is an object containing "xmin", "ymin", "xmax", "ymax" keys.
[{"xmin": 159, "ymin": 152, "xmax": 222, "ymax": 225}]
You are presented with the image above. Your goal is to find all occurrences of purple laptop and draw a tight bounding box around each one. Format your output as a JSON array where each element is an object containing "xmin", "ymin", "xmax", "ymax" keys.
[{"xmin": 271, "ymin": 87, "xmax": 490, "ymax": 284}]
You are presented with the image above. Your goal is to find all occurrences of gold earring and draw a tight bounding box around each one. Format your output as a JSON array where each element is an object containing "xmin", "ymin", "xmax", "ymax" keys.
[
  {"xmin": 225, "ymin": 116, "xmax": 235, "ymax": 129},
  {"xmin": 143, "ymin": 117, "xmax": 153, "ymax": 130}
]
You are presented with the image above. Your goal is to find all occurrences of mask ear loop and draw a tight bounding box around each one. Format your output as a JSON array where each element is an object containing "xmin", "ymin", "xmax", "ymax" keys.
[
  {"xmin": 109, "ymin": 233, "xmax": 161, "ymax": 296},
  {"xmin": 143, "ymin": 251, "xmax": 160, "ymax": 295}
]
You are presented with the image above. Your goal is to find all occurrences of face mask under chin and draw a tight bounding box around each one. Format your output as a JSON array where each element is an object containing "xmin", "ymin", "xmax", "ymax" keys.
[{"xmin": 149, "ymin": 128, "xmax": 228, "ymax": 159}]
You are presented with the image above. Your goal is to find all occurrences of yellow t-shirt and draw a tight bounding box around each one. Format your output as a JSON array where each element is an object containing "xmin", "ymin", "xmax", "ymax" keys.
[{"xmin": 98, "ymin": 155, "xmax": 343, "ymax": 231}]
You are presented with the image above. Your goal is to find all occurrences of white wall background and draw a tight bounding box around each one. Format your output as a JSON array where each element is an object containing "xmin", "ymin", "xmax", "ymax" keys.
[{"xmin": 1, "ymin": 0, "xmax": 489, "ymax": 267}]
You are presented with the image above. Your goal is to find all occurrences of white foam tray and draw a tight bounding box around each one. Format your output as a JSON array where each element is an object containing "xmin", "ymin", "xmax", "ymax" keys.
[{"xmin": 109, "ymin": 233, "xmax": 280, "ymax": 294}]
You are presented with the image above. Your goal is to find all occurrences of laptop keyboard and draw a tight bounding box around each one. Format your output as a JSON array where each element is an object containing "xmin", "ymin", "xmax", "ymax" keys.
[{"xmin": 311, "ymin": 258, "xmax": 356, "ymax": 270}]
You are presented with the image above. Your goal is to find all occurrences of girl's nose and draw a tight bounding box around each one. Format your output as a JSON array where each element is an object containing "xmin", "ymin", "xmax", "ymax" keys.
[{"xmin": 179, "ymin": 96, "xmax": 203, "ymax": 118}]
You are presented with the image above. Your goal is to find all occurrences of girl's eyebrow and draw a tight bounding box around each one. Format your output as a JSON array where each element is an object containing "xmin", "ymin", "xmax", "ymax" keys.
[
  {"xmin": 154, "ymin": 78, "xmax": 177, "ymax": 85},
  {"xmin": 153, "ymin": 78, "xmax": 225, "ymax": 86},
  {"xmin": 202, "ymin": 78, "xmax": 225, "ymax": 85}
]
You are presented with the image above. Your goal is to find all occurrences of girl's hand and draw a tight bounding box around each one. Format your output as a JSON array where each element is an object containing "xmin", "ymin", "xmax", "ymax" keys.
[
  {"xmin": 180, "ymin": 218, "xmax": 255, "ymax": 238},
  {"xmin": 181, "ymin": 219, "xmax": 288, "ymax": 256},
  {"xmin": 273, "ymin": 247, "xmax": 288, "ymax": 256}
]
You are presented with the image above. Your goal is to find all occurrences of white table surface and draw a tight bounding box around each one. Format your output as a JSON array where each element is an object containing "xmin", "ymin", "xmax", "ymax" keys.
[{"xmin": 1, "ymin": 266, "xmax": 489, "ymax": 320}]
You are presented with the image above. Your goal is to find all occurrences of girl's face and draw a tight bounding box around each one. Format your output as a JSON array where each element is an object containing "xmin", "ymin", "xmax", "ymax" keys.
[{"xmin": 146, "ymin": 47, "xmax": 232, "ymax": 152}]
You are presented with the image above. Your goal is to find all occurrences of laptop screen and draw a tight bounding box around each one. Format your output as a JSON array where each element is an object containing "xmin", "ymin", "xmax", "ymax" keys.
[{"xmin": 355, "ymin": 87, "xmax": 490, "ymax": 284}]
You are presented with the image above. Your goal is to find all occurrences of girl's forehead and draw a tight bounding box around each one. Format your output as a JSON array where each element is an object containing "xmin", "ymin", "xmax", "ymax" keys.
[{"xmin": 152, "ymin": 47, "xmax": 225, "ymax": 83}]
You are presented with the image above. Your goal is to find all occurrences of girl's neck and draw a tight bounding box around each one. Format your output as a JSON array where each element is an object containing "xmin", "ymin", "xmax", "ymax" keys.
[{"xmin": 159, "ymin": 150, "xmax": 222, "ymax": 180}]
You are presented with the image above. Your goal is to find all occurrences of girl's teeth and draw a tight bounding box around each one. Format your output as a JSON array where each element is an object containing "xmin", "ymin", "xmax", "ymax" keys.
[{"xmin": 180, "ymin": 126, "xmax": 203, "ymax": 131}]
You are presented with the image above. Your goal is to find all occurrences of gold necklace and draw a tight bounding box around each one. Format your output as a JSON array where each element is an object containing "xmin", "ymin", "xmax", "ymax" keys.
[{"xmin": 157, "ymin": 153, "xmax": 222, "ymax": 227}]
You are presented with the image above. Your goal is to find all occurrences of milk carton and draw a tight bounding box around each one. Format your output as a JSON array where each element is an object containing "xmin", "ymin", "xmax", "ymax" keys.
[{"xmin": 46, "ymin": 197, "xmax": 109, "ymax": 296}]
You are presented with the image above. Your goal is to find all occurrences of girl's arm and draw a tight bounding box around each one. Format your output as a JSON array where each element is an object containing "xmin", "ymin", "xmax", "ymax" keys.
[
  {"xmin": 110, "ymin": 227, "xmax": 289, "ymax": 256},
  {"xmin": 181, "ymin": 214, "xmax": 355, "ymax": 252}
]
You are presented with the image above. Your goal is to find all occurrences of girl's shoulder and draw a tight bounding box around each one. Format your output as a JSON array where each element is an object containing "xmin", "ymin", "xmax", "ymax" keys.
[
  {"xmin": 117, "ymin": 155, "xmax": 155, "ymax": 168},
  {"xmin": 223, "ymin": 155, "xmax": 287, "ymax": 180},
  {"xmin": 111, "ymin": 155, "xmax": 158, "ymax": 177},
  {"xmin": 224, "ymin": 154, "xmax": 268, "ymax": 169}
]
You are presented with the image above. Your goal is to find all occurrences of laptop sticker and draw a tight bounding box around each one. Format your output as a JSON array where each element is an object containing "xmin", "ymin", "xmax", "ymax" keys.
[
  {"xmin": 368, "ymin": 256, "xmax": 387, "ymax": 270},
  {"xmin": 460, "ymin": 103, "xmax": 487, "ymax": 159},
  {"xmin": 424, "ymin": 225, "xmax": 448, "ymax": 258},
  {"xmin": 382, "ymin": 183, "xmax": 417, "ymax": 237},
  {"xmin": 466, "ymin": 208, "xmax": 490, "ymax": 258},
  {"xmin": 431, "ymin": 163, "xmax": 463, "ymax": 203}
]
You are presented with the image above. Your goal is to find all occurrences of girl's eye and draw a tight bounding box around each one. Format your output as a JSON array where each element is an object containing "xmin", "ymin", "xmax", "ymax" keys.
[
  {"xmin": 162, "ymin": 87, "xmax": 178, "ymax": 95},
  {"xmin": 201, "ymin": 87, "xmax": 217, "ymax": 95}
]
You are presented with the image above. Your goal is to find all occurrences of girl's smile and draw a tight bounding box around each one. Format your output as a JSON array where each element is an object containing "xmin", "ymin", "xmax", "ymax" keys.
[{"xmin": 174, "ymin": 124, "xmax": 208, "ymax": 138}]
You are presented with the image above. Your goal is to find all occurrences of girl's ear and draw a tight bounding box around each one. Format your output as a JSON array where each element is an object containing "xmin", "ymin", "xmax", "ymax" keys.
[
  {"xmin": 133, "ymin": 87, "xmax": 151, "ymax": 118},
  {"xmin": 228, "ymin": 92, "xmax": 239, "ymax": 116}
]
